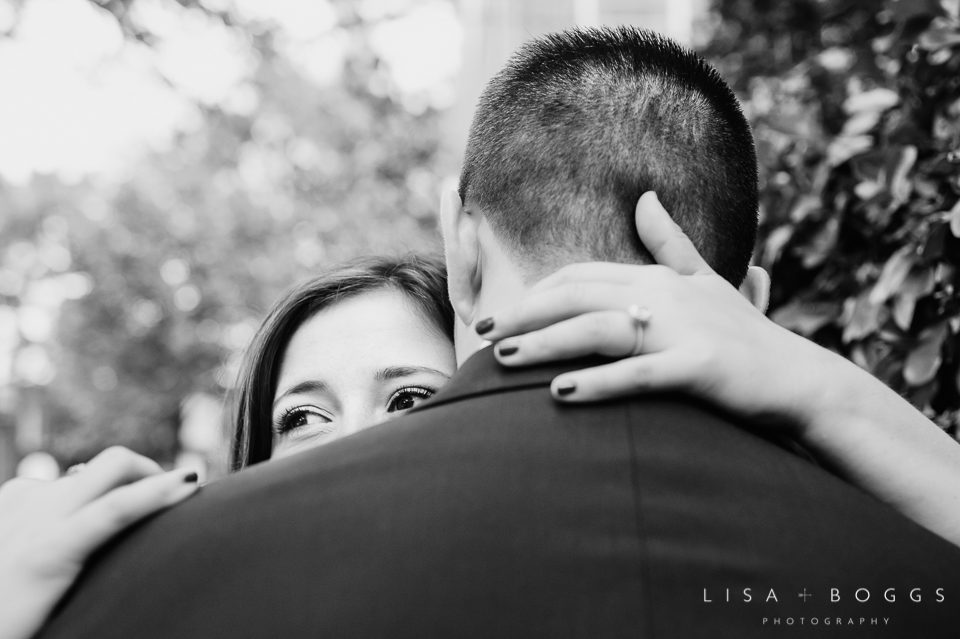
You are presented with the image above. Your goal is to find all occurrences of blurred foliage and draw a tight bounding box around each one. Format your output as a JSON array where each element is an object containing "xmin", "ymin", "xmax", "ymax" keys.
[
  {"xmin": 6, "ymin": 0, "xmax": 959, "ymax": 471},
  {"xmin": 0, "ymin": 0, "xmax": 447, "ymax": 466},
  {"xmin": 703, "ymin": 0, "xmax": 960, "ymax": 434}
]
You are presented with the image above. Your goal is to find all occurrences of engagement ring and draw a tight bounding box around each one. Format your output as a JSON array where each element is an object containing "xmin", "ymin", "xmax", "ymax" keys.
[
  {"xmin": 626, "ymin": 304, "xmax": 653, "ymax": 356},
  {"xmin": 65, "ymin": 463, "xmax": 87, "ymax": 477}
]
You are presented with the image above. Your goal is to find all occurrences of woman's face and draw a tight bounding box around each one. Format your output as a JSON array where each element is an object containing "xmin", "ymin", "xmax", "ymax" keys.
[{"xmin": 270, "ymin": 288, "xmax": 457, "ymax": 460}]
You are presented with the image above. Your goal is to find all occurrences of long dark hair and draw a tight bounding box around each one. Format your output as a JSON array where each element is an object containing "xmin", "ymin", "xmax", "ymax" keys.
[{"xmin": 230, "ymin": 254, "xmax": 454, "ymax": 471}]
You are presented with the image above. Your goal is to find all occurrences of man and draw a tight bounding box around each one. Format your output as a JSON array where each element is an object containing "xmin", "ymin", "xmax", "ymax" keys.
[{"xmin": 39, "ymin": 27, "xmax": 960, "ymax": 638}]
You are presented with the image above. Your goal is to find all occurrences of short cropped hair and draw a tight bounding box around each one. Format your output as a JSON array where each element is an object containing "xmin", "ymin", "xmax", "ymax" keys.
[
  {"xmin": 459, "ymin": 26, "xmax": 759, "ymax": 285},
  {"xmin": 231, "ymin": 254, "xmax": 454, "ymax": 471}
]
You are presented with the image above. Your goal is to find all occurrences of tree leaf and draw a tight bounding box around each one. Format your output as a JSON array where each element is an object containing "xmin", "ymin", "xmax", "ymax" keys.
[
  {"xmin": 852, "ymin": 339, "xmax": 897, "ymax": 375},
  {"xmin": 892, "ymin": 294, "xmax": 916, "ymax": 330},
  {"xmin": 905, "ymin": 378, "xmax": 939, "ymax": 412},
  {"xmin": 922, "ymin": 221, "xmax": 949, "ymax": 259},
  {"xmin": 918, "ymin": 26, "xmax": 960, "ymax": 51},
  {"xmin": 892, "ymin": 267, "xmax": 936, "ymax": 329},
  {"xmin": 854, "ymin": 180, "xmax": 884, "ymax": 200},
  {"xmin": 843, "ymin": 293, "xmax": 885, "ymax": 343},
  {"xmin": 903, "ymin": 266, "xmax": 937, "ymax": 297},
  {"xmin": 852, "ymin": 343, "xmax": 870, "ymax": 369},
  {"xmin": 883, "ymin": 0, "xmax": 945, "ymax": 23},
  {"xmin": 789, "ymin": 194, "xmax": 822, "ymax": 223},
  {"xmin": 761, "ymin": 225, "xmax": 794, "ymax": 270},
  {"xmin": 842, "ymin": 110, "xmax": 882, "ymax": 136},
  {"xmin": 869, "ymin": 245, "xmax": 917, "ymax": 304},
  {"xmin": 827, "ymin": 135, "xmax": 874, "ymax": 167},
  {"xmin": 904, "ymin": 324, "xmax": 948, "ymax": 386},
  {"xmin": 800, "ymin": 216, "xmax": 840, "ymax": 268},
  {"xmin": 770, "ymin": 300, "xmax": 841, "ymax": 335},
  {"xmin": 889, "ymin": 145, "xmax": 917, "ymax": 205},
  {"xmin": 843, "ymin": 88, "xmax": 900, "ymax": 115},
  {"xmin": 950, "ymin": 199, "xmax": 960, "ymax": 238}
]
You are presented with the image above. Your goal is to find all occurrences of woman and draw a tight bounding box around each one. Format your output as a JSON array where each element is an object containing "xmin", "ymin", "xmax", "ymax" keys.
[
  {"xmin": 230, "ymin": 255, "xmax": 457, "ymax": 469},
  {"xmin": 3, "ymin": 193, "xmax": 959, "ymax": 639}
]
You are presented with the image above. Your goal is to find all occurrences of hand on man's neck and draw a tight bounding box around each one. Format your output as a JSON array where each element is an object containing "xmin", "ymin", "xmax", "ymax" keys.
[
  {"xmin": 441, "ymin": 189, "xmax": 532, "ymax": 366},
  {"xmin": 452, "ymin": 218, "xmax": 529, "ymax": 365}
]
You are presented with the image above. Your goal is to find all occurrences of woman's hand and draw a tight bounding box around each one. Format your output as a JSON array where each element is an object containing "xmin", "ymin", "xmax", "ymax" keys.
[
  {"xmin": 0, "ymin": 447, "xmax": 199, "ymax": 639},
  {"xmin": 479, "ymin": 192, "xmax": 832, "ymax": 435},
  {"xmin": 482, "ymin": 191, "xmax": 960, "ymax": 547}
]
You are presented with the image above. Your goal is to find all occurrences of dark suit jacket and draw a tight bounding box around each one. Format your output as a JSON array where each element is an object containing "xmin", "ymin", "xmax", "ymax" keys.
[{"xmin": 40, "ymin": 348, "xmax": 960, "ymax": 638}]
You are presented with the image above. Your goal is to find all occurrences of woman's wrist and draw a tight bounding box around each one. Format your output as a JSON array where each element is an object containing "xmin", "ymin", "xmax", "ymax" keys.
[
  {"xmin": 743, "ymin": 325, "xmax": 847, "ymax": 440},
  {"xmin": 0, "ymin": 575, "xmax": 62, "ymax": 639},
  {"xmin": 785, "ymin": 338, "xmax": 957, "ymax": 481},
  {"xmin": 788, "ymin": 343, "xmax": 883, "ymax": 447}
]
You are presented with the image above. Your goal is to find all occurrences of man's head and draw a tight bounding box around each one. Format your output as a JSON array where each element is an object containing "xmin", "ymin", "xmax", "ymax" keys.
[{"xmin": 443, "ymin": 26, "xmax": 760, "ymax": 359}]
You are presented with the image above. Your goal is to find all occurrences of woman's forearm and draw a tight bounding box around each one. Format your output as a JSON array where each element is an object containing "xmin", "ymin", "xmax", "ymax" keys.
[{"xmin": 798, "ymin": 353, "xmax": 960, "ymax": 546}]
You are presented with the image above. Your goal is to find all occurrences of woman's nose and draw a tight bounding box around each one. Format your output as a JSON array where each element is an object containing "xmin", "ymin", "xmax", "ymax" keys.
[{"xmin": 339, "ymin": 410, "xmax": 381, "ymax": 437}]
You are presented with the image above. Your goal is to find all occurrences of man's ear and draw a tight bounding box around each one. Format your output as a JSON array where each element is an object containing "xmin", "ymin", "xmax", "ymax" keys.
[
  {"xmin": 440, "ymin": 189, "xmax": 482, "ymax": 325},
  {"xmin": 739, "ymin": 265, "xmax": 771, "ymax": 314}
]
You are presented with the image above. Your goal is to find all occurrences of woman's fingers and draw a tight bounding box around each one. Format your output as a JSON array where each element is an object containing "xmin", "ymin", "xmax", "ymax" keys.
[
  {"xmin": 60, "ymin": 447, "xmax": 165, "ymax": 510},
  {"xmin": 0, "ymin": 453, "xmax": 196, "ymax": 639},
  {"xmin": 479, "ymin": 282, "xmax": 645, "ymax": 341},
  {"xmin": 0, "ymin": 477, "xmax": 40, "ymax": 503},
  {"xmin": 635, "ymin": 192, "xmax": 715, "ymax": 276},
  {"xmin": 61, "ymin": 469, "xmax": 199, "ymax": 563},
  {"xmin": 494, "ymin": 311, "xmax": 643, "ymax": 366},
  {"xmin": 548, "ymin": 351, "xmax": 692, "ymax": 402},
  {"xmin": 529, "ymin": 193, "xmax": 718, "ymax": 294}
]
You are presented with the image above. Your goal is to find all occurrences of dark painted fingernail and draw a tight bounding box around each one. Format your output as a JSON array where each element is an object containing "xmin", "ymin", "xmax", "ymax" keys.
[
  {"xmin": 555, "ymin": 381, "xmax": 577, "ymax": 396},
  {"xmin": 497, "ymin": 343, "xmax": 518, "ymax": 357},
  {"xmin": 475, "ymin": 317, "xmax": 494, "ymax": 335},
  {"xmin": 184, "ymin": 472, "xmax": 198, "ymax": 483}
]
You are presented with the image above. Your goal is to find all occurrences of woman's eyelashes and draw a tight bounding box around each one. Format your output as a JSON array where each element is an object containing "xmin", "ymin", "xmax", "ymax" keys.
[
  {"xmin": 274, "ymin": 385, "xmax": 437, "ymax": 435},
  {"xmin": 274, "ymin": 405, "xmax": 333, "ymax": 435},
  {"xmin": 386, "ymin": 386, "xmax": 436, "ymax": 413}
]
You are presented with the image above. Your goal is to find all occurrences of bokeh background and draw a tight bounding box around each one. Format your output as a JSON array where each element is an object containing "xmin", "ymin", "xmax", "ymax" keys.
[{"xmin": 1, "ymin": 0, "xmax": 958, "ymax": 482}]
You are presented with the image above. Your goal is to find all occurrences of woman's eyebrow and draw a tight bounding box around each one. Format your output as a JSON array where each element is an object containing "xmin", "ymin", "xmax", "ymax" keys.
[
  {"xmin": 376, "ymin": 366, "xmax": 451, "ymax": 381},
  {"xmin": 273, "ymin": 380, "xmax": 327, "ymax": 408}
]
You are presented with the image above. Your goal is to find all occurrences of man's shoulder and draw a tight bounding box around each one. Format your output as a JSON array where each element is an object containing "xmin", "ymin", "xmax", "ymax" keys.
[{"xmin": 42, "ymin": 365, "xmax": 960, "ymax": 639}]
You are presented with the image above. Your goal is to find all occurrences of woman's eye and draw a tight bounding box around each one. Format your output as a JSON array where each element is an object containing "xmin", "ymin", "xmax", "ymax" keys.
[
  {"xmin": 387, "ymin": 387, "xmax": 435, "ymax": 413},
  {"xmin": 275, "ymin": 406, "xmax": 331, "ymax": 434}
]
